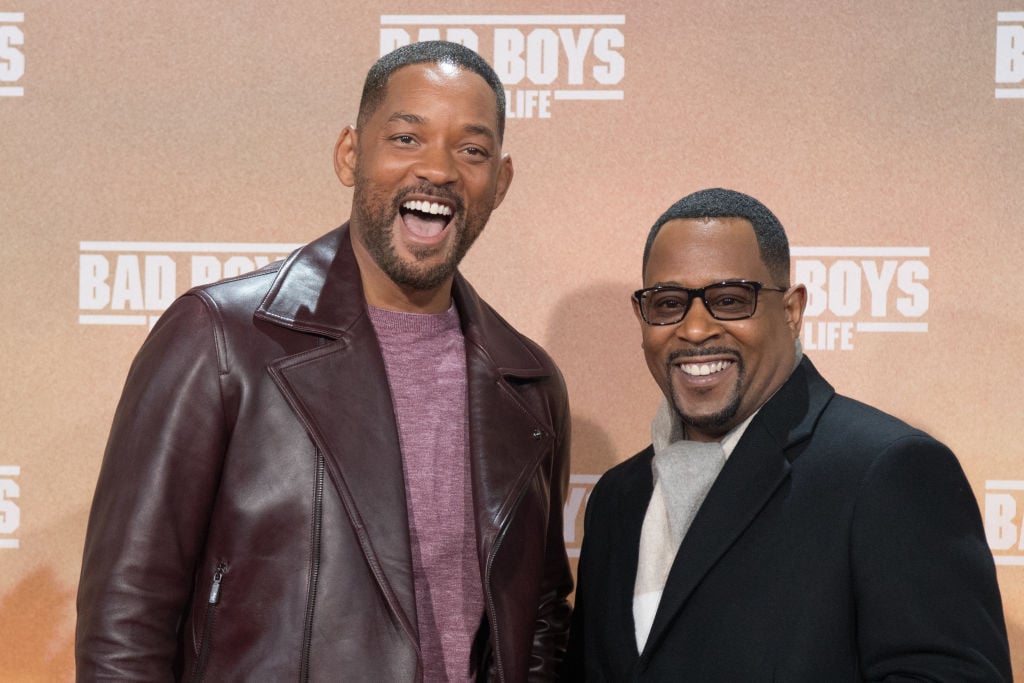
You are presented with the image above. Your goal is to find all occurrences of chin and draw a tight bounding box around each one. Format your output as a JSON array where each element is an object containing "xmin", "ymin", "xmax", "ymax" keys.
[{"xmin": 674, "ymin": 399, "xmax": 741, "ymax": 435}]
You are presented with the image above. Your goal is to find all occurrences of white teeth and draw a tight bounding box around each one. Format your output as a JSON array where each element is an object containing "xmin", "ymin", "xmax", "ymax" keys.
[
  {"xmin": 403, "ymin": 200, "xmax": 452, "ymax": 216},
  {"xmin": 678, "ymin": 360, "xmax": 731, "ymax": 376}
]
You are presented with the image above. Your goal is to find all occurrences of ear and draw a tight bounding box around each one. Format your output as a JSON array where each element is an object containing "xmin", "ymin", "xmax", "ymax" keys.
[
  {"xmin": 783, "ymin": 284, "xmax": 807, "ymax": 338},
  {"xmin": 334, "ymin": 126, "xmax": 358, "ymax": 187},
  {"xmin": 490, "ymin": 153, "xmax": 514, "ymax": 210},
  {"xmin": 631, "ymin": 294, "xmax": 645, "ymax": 326}
]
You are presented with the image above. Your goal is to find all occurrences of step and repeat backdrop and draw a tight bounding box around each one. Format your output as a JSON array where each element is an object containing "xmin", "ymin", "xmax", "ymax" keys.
[{"xmin": 2, "ymin": 1, "xmax": 1023, "ymax": 678}]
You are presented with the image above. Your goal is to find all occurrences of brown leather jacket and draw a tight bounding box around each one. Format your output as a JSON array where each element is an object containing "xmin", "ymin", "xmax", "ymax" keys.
[{"xmin": 76, "ymin": 225, "xmax": 573, "ymax": 681}]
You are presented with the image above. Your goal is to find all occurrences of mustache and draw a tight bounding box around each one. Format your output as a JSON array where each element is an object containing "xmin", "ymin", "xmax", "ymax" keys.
[{"xmin": 393, "ymin": 183, "xmax": 464, "ymax": 216}]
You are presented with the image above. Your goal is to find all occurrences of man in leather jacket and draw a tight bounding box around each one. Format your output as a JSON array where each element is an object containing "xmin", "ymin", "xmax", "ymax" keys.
[{"xmin": 76, "ymin": 41, "xmax": 572, "ymax": 681}]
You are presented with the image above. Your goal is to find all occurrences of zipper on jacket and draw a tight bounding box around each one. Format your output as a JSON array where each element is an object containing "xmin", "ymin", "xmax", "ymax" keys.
[
  {"xmin": 299, "ymin": 450, "xmax": 325, "ymax": 682},
  {"xmin": 192, "ymin": 562, "xmax": 226, "ymax": 682}
]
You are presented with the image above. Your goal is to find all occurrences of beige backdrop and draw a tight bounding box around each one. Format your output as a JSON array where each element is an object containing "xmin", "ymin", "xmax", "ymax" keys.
[{"xmin": 2, "ymin": 1, "xmax": 1022, "ymax": 679}]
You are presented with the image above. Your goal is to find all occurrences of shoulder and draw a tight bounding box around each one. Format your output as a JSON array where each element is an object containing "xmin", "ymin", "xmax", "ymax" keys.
[
  {"xmin": 186, "ymin": 260, "xmax": 284, "ymax": 319},
  {"xmin": 816, "ymin": 393, "xmax": 946, "ymax": 456},
  {"xmin": 771, "ymin": 358, "xmax": 953, "ymax": 472},
  {"xmin": 458, "ymin": 277, "xmax": 567, "ymax": 388},
  {"xmin": 600, "ymin": 445, "xmax": 654, "ymax": 481},
  {"xmin": 804, "ymin": 395, "xmax": 975, "ymax": 522},
  {"xmin": 472, "ymin": 292, "xmax": 554, "ymax": 362},
  {"xmin": 142, "ymin": 261, "xmax": 282, "ymax": 351},
  {"xmin": 590, "ymin": 446, "xmax": 654, "ymax": 505}
]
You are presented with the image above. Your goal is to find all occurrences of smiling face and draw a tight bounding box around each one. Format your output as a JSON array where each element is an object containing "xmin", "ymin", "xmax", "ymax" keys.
[
  {"xmin": 635, "ymin": 217, "xmax": 806, "ymax": 442},
  {"xmin": 335, "ymin": 61, "xmax": 513, "ymax": 312}
]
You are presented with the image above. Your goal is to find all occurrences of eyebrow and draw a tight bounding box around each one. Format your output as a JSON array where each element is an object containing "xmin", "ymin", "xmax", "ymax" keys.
[
  {"xmin": 387, "ymin": 112, "xmax": 423, "ymax": 126},
  {"xmin": 462, "ymin": 123, "xmax": 497, "ymax": 143},
  {"xmin": 386, "ymin": 112, "xmax": 497, "ymax": 144},
  {"xmin": 646, "ymin": 280, "xmax": 740, "ymax": 290}
]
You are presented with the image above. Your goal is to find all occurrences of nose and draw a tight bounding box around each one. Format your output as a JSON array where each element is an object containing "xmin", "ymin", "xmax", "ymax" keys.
[
  {"xmin": 674, "ymin": 297, "xmax": 722, "ymax": 344},
  {"xmin": 412, "ymin": 144, "xmax": 458, "ymax": 186}
]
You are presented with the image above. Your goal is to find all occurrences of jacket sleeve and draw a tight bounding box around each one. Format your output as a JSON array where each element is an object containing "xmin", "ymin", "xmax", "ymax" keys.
[
  {"xmin": 528, "ymin": 377, "xmax": 574, "ymax": 681},
  {"xmin": 76, "ymin": 294, "xmax": 229, "ymax": 681},
  {"xmin": 850, "ymin": 434, "xmax": 1012, "ymax": 681}
]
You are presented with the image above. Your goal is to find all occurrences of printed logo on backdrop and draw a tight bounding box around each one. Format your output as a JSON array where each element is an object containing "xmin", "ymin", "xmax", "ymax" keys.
[
  {"xmin": 380, "ymin": 14, "xmax": 625, "ymax": 120},
  {"xmin": 984, "ymin": 480, "xmax": 1024, "ymax": 565},
  {"xmin": 78, "ymin": 241, "xmax": 302, "ymax": 328},
  {"xmin": 996, "ymin": 12, "xmax": 1024, "ymax": 99},
  {"xmin": 0, "ymin": 11, "xmax": 24, "ymax": 97},
  {"xmin": 564, "ymin": 473, "xmax": 599, "ymax": 558},
  {"xmin": 0, "ymin": 466, "xmax": 20, "ymax": 549},
  {"xmin": 793, "ymin": 247, "xmax": 929, "ymax": 351}
]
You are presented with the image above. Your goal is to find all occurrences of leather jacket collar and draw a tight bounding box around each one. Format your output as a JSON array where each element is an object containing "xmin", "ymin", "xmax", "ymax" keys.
[{"xmin": 255, "ymin": 223, "xmax": 550, "ymax": 381}]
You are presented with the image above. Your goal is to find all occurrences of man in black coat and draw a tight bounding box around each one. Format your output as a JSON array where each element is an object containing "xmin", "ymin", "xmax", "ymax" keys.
[{"xmin": 564, "ymin": 188, "xmax": 1011, "ymax": 681}]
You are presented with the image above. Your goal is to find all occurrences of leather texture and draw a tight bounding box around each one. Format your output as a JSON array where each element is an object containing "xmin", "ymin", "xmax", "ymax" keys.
[{"xmin": 76, "ymin": 225, "xmax": 573, "ymax": 682}]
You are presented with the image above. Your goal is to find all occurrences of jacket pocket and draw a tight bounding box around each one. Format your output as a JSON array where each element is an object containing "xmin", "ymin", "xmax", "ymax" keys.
[{"xmin": 192, "ymin": 562, "xmax": 226, "ymax": 682}]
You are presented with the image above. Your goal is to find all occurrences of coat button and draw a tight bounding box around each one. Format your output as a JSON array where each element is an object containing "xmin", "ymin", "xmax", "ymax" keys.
[{"xmin": 532, "ymin": 429, "xmax": 544, "ymax": 440}]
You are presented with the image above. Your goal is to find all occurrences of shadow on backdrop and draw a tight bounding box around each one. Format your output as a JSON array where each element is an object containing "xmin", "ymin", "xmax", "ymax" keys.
[
  {"xmin": 543, "ymin": 280, "xmax": 660, "ymax": 478},
  {"xmin": 0, "ymin": 566, "xmax": 75, "ymax": 681}
]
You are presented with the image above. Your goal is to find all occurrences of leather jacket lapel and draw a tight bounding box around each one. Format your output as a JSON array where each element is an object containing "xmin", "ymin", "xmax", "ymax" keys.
[
  {"xmin": 257, "ymin": 225, "xmax": 418, "ymax": 643},
  {"xmin": 268, "ymin": 325, "xmax": 418, "ymax": 645},
  {"xmin": 455, "ymin": 275, "xmax": 556, "ymax": 562},
  {"xmin": 252, "ymin": 224, "xmax": 566, "ymax": 659},
  {"xmin": 465, "ymin": 344, "xmax": 554, "ymax": 556}
]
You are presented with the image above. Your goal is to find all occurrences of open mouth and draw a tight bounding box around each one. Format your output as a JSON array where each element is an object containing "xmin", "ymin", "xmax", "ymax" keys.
[{"xmin": 399, "ymin": 199, "xmax": 454, "ymax": 239}]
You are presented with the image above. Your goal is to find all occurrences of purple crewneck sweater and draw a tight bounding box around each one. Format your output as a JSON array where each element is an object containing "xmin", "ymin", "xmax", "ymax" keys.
[{"xmin": 367, "ymin": 303, "xmax": 482, "ymax": 683}]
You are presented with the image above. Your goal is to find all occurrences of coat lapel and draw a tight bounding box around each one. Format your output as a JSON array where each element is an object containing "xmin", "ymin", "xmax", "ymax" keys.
[
  {"xmin": 257, "ymin": 226, "xmax": 418, "ymax": 642},
  {"xmin": 267, "ymin": 324, "xmax": 417, "ymax": 640},
  {"xmin": 454, "ymin": 276, "xmax": 556, "ymax": 562},
  {"xmin": 612, "ymin": 449, "xmax": 655, "ymax": 667},
  {"xmin": 638, "ymin": 357, "xmax": 833, "ymax": 664},
  {"xmin": 252, "ymin": 224, "xmax": 567, "ymax": 648},
  {"xmin": 639, "ymin": 420, "xmax": 791, "ymax": 662}
]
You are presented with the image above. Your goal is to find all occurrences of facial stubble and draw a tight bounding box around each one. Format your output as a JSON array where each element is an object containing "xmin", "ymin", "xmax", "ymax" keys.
[{"xmin": 351, "ymin": 166, "xmax": 492, "ymax": 292}]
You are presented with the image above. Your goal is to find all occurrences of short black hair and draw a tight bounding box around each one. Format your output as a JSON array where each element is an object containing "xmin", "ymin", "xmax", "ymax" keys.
[
  {"xmin": 643, "ymin": 188, "xmax": 791, "ymax": 284},
  {"xmin": 357, "ymin": 40, "xmax": 506, "ymax": 142}
]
